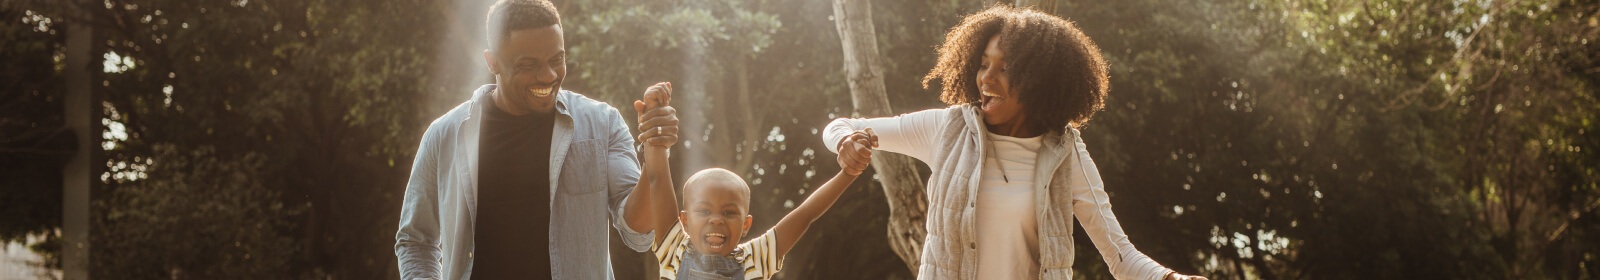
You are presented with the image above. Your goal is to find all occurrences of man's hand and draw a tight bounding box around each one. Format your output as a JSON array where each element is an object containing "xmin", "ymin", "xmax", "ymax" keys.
[
  {"xmin": 837, "ymin": 128, "xmax": 877, "ymax": 176},
  {"xmin": 633, "ymin": 82, "xmax": 678, "ymax": 148}
]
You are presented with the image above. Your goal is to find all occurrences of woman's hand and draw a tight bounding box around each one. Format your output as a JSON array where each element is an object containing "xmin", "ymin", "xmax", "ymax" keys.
[{"xmin": 837, "ymin": 128, "xmax": 878, "ymax": 176}]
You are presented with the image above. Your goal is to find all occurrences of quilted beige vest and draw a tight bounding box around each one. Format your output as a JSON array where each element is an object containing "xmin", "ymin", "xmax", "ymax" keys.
[{"xmin": 916, "ymin": 104, "xmax": 1081, "ymax": 280}]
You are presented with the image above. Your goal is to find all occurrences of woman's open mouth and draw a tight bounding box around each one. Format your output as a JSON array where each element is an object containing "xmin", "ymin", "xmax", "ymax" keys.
[
  {"xmin": 980, "ymin": 90, "xmax": 1002, "ymax": 112},
  {"xmin": 703, "ymin": 232, "xmax": 728, "ymax": 249}
]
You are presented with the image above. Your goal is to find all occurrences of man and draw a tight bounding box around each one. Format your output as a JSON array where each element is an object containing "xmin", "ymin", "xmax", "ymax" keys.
[{"xmin": 394, "ymin": 0, "xmax": 680, "ymax": 278}]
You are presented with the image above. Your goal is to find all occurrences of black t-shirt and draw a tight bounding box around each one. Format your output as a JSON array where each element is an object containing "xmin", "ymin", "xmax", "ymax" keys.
[{"xmin": 473, "ymin": 98, "xmax": 555, "ymax": 278}]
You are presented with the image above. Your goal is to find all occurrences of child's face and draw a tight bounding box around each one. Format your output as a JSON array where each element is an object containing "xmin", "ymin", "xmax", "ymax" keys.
[{"xmin": 679, "ymin": 179, "xmax": 752, "ymax": 256}]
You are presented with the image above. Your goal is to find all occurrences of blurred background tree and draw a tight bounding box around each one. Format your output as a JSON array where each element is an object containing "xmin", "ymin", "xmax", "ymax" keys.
[
  {"xmin": 1, "ymin": 0, "xmax": 1596, "ymax": 279},
  {"xmin": 1062, "ymin": 0, "xmax": 1599, "ymax": 278},
  {"xmin": 6, "ymin": 0, "xmax": 451, "ymax": 277}
]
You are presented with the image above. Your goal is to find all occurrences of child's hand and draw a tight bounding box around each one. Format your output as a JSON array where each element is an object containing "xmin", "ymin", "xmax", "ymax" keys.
[{"xmin": 837, "ymin": 128, "xmax": 878, "ymax": 176}]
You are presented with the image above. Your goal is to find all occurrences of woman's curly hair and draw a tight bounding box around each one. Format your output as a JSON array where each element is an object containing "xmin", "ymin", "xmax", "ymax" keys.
[{"xmin": 922, "ymin": 5, "xmax": 1109, "ymax": 132}]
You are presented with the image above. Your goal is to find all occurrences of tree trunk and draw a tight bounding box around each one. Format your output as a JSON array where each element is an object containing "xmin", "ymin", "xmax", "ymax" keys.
[
  {"xmin": 830, "ymin": 0, "xmax": 929, "ymax": 275},
  {"xmin": 62, "ymin": 4, "xmax": 99, "ymax": 278}
]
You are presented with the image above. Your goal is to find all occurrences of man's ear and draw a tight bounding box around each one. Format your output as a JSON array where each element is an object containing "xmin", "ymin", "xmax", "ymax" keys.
[{"xmin": 482, "ymin": 49, "xmax": 501, "ymax": 76}]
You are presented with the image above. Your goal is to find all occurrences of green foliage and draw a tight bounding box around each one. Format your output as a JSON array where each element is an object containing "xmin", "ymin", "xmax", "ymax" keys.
[
  {"xmin": 92, "ymin": 144, "xmax": 305, "ymax": 279},
  {"xmin": 1062, "ymin": 0, "xmax": 1600, "ymax": 278},
  {"xmin": 0, "ymin": 5, "xmax": 69, "ymax": 248},
  {"xmin": 7, "ymin": 0, "xmax": 447, "ymax": 277},
  {"xmin": 3, "ymin": 0, "xmax": 1596, "ymax": 279}
]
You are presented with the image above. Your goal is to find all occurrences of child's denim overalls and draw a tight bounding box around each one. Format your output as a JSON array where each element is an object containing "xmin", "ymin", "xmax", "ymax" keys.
[{"xmin": 675, "ymin": 244, "xmax": 745, "ymax": 280}]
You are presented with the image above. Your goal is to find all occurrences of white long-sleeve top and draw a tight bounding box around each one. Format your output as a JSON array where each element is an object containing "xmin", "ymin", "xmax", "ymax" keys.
[
  {"xmin": 823, "ymin": 105, "xmax": 1174, "ymax": 280},
  {"xmin": 977, "ymin": 132, "xmax": 1043, "ymax": 279}
]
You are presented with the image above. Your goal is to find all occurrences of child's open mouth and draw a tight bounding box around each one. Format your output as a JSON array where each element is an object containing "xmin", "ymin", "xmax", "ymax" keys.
[{"xmin": 704, "ymin": 232, "xmax": 728, "ymax": 249}]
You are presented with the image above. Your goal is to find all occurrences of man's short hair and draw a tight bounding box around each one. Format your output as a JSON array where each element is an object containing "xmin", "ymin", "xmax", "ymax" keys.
[{"xmin": 485, "ymin": 0, "xmax": 561, "ymax": 49}]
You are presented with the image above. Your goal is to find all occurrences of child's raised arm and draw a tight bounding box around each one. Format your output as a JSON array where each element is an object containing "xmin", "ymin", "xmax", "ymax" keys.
[
  {"xmin": 640, "ymin": 143, "xmax": 676, "ymax": 244},
  {"xmin": 633, "ymin": 82, "xmax": 680, "ymax": 245},
  {"xmin": 770, "ymin": 129, "xmax": 878, "ymax": 257}
]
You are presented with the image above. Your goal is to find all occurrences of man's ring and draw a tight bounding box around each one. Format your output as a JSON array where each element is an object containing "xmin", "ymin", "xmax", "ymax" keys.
[{"xmin": 656, "ymin": 126, "xmax": 662, "ymax": 135}]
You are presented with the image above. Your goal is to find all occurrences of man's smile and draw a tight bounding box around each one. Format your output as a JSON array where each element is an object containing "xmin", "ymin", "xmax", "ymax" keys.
[{"xmin": 529, "ymin": 86, "xmax": 555, "ymax": 98}]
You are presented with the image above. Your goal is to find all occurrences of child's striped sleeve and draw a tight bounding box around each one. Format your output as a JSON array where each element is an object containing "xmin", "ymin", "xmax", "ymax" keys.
[
  {"xmin": 653, "ymin": 222, "xmax": 686, "ymax": 280},
  {"xmin": 739, "ymin": 228, "xmax": 783, "ymax": 279}
]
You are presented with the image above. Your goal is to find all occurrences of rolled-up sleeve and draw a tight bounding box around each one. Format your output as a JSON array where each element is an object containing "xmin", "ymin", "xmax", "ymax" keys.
[
  {"xmin": 821, "ymin": 107, "xmax": 949, "ymax": 163},
  {"xmin": 1064, "ymin": 128, "xmax": 1175, "ymax": 280},
  {"xmin": 396, "ymin": 122, "xmax": 445, "ymax": 280},
  {"xmin": 603, "ymin": 106, "xmax": 654, "ymax": 252}
]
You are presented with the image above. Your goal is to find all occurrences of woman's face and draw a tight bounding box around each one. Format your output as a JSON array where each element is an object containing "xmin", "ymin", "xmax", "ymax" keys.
[{"xmin": 977, "ymin": 36, "xmax": 1026, "ymax": 133}]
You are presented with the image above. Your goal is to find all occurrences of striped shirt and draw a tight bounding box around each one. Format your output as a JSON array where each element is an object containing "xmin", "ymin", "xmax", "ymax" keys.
[{"xmin": 651, "ymin": 222, "xmax": 782, "ymax": 280}]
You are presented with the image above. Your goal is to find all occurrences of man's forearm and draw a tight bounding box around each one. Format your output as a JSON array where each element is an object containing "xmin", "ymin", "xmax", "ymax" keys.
[
  {"xmin": 623, "ymin": 145, "xmax": 675, "ymax": 235},
  {"xmin": 622, "ymin": 163, "xmax": 654, "ymax": 233}
]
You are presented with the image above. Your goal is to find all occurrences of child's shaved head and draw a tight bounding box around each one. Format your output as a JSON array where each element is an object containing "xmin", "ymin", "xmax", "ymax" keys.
[{"xmin": 682, "ymin": 168, "xmax": 751, "ymax": 208}]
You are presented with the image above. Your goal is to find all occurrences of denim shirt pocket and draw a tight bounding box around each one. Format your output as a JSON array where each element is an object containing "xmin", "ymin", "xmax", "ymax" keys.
[{"xmin": 560, "ymin": 139, "xmax": 609, "ymax": 194}]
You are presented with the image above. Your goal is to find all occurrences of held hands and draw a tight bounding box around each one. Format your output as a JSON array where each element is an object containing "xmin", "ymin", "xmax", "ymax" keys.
[
  {"xmin": 633, "ymin": 82, "xmax": 679, "ymax": 149},
  {"xmin": 836, "ymin": 128, "xmax": 878, "ymax": 176},
  {"xmin": 1165, "ymin": 272, "xmax": 1209, "ymax": 280}
]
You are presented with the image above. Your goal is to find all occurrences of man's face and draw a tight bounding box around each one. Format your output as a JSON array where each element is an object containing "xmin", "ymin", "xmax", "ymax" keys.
[
  {"xmin": 485, "ymin": 25, "xmax": 566, "ymax": 114},
  {"xmin": 679, "ymin": 180, "xmax": 752, "ymax": 256}
]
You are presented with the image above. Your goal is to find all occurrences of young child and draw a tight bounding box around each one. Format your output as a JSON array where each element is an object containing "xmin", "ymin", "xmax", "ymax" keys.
[{"xmin": 634, "ymin": 91, "xmax": 878, "ymax": 279}]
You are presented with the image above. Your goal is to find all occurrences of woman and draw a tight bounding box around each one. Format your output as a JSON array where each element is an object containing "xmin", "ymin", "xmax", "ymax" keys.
[{"xmin": 823, "ymin": 6, "xmax": 1207, "ymax": 280}]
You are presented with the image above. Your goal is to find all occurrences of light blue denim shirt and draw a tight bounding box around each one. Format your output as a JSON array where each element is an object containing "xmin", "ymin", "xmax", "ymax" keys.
[{"xmin": 395, "ymin": 84, "xmax": 654, "ymax": 280}]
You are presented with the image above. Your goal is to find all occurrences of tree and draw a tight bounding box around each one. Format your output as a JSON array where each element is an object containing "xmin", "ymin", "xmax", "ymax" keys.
[
  {"xmin": 6, "ymin": 0, "xmax": 1593, "ymax": 278},
  {"xmin": 561, "ymin": 0, "xmax": 916, "ymax": 278},
  {"xmin": 12, "ymin": 0, "xmax": 452, "ymax": 277},
  {"xmin": 92, "ymin": 144, "xmax": 305, "ymax": 278},
  {"xmin": 1057, "ymin": 0, "xmax": 1600, "ymax": 278},
  {"xmin": 0, "ymin": 3, "xmax": 73, "ymax": 272},
  {"xmin": 829, "ymin": 0, "xmax": 929, "ymax": 274}
]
